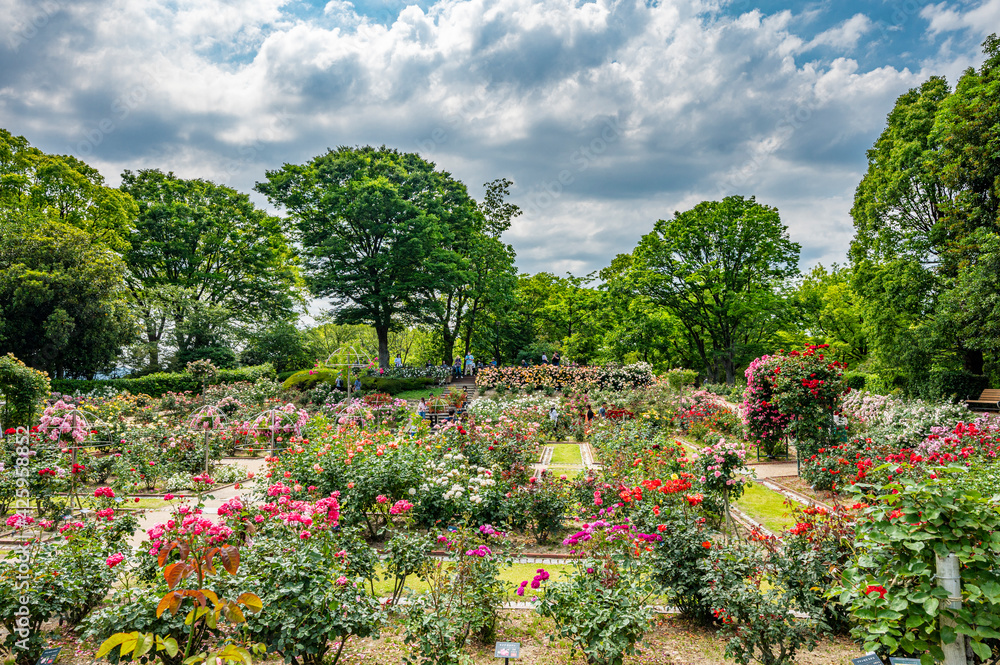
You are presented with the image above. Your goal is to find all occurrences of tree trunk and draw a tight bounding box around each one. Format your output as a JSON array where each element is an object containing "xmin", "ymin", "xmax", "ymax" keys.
[{"xmin": 376, "ymin": 325, "xmax": 390, "ymax": 368}]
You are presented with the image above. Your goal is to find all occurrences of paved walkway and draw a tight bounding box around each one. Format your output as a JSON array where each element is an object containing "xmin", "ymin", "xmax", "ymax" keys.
[{"xmin": 128, "ymin": 458, "xmax": 265, "ymax": 552}]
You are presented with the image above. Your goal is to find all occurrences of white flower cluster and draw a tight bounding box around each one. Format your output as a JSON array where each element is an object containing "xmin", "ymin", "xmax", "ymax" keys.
[{"xmin": 419, "ymin": 453, "xmax": 495, "ymax": 505}]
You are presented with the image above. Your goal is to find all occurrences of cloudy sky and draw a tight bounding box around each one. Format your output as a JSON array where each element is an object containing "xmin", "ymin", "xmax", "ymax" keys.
[{"xmin": 1, "ymin": 0, "xmax": 996, "ymax": 277}]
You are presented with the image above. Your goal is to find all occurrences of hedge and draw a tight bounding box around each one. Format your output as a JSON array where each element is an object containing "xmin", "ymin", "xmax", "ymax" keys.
[
  {"xmin": 50, "ymin": 364, "xmax": 278, "ymax": 398},
  {"xmin": 924, "ymin": 370, "xmax": 990, "ymax": 402},
  {"xmin": 0, "ymin": 353, "xmax": 51, "ymax": 428},
  {"xmin": 281, "ymin": 369, "xmax": 434, "ymax": 395}
]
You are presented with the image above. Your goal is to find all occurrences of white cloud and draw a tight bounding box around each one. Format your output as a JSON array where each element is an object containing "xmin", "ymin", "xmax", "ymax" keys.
[
  {"xmin": 922, "ymin": 0, "xmax": 1000, "ymax": 38},
  {"xmin": 0, "ymin": 0, "xmax": 989, "ymax": 277}
]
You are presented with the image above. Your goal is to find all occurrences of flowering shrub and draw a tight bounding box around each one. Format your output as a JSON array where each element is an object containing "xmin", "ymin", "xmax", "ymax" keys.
[
  {"xmin": 742, "ymin": 345, "xmax": 848, "ymax": 457},
  {"xmin": 835, "ymin": 465, "xmax": 1000, "ymax": 662},
  {"xmin": 403, "ymin": 527, "xmax": 513, "ymax": 664},
  {"xmin": 701, "ymin": 540, "xmax": 826, "ymax": 665},
  {"xmin": 535, "ymin": 517, "xmax": 662, "ymax": 665},
  {"xmin": 475, "ymin": 363, "xmax": 653, "ymax": 392}
]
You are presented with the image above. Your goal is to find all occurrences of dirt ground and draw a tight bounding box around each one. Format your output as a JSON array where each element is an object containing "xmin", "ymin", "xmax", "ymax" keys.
[{"xmin": 36, "ymin": 610, "xmax": 864, "ymax": 665}]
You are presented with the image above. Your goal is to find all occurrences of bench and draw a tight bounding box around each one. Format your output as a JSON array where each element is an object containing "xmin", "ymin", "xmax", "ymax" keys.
[{"xmin": 965, "ymin": 389, "xmax": 1000, "ymax": 411}]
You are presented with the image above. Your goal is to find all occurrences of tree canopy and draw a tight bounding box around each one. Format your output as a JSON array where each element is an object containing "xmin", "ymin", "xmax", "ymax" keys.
[
  {"xmin": 121, "ymin": 169, "xmax": 303, "ymax": 370},
  {"xmin": 256, "ymin": 145, "xmax": 479, "ymax": 367},
  {"xmin": 625, "ymin": 195, "xmax": 800, "ymax": 384}
]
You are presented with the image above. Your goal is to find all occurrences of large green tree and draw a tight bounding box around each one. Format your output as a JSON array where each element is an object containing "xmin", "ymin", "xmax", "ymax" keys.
[
  {"xmin": 121, "ymin": 169, "xmax": 303, "ymax": 370},
  {"xmin": 256, "ymin": 146, "xmax": 478, "ymax": 368},
  {"xmin": 850, "ymin": 34, "xmax": 1000, "ymax": 387},
  {"xmin": 626, "ymin": 195, "xmax": 800, "ymax": 384},
  {"xmin": 0, "ymin": 218, "xmax": 135, "ymax": 378},
  {"xmin": 0, "ymin": 129, "xmax": 135, "ymax": 251}
]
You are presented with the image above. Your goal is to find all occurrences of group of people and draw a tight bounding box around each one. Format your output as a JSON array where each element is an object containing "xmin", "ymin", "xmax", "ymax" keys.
[
  {"xmin": 333, "ymin": 375, "xmax": 363, "ymax": 393},
  {"xmin": 522, "ymin": 351, "xmax": 561, "ymax": 367},
  {"xmin": 416, "ymin": 395, "xmax": 457, "ymax": 422},
  {"xmin": 548, "ymin": 402, "xmax": 607, "ymax": 429}
]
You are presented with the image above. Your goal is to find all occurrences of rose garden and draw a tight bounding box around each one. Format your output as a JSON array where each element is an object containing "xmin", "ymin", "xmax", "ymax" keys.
[{"xmin": 1, "ymin": 346, "xmax": 999, "ymax": 665}]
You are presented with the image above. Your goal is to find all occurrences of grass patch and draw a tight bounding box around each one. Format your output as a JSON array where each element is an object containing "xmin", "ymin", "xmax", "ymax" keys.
[
  {"xmin": 548, "ymin": 444, "xmax": 582, "ymax": 466},
  {"xmin": 734, "ymin": 481, "xmax": 795, "ymax": 533},
  {"xmin": 395, "ymin": 386, "xmax": 449, "ymax": 401},
  {"xmin": 370, "ymin": 561, "xmax": 572, "ymax": 600}
]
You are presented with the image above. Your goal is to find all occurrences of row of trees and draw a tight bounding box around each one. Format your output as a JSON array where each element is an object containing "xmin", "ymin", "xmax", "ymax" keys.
[{"xmin": 1, "ymin": 35, "xmax": 996, "ymax": 390}]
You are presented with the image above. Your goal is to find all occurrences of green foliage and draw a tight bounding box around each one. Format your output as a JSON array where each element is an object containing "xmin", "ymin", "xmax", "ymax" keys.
[
  {"xmin": 0, "ymin": 218, "xmax": 136, "ymax": 378},
  {"xmin": 701, "ymin": 541, "xmax": 825, "ymax": 665},
  {"xmin": 664, "ymin": 368, "xmax": 698, "ymax": 390},
  {"xmin": 923, "ymin": 369, "xmax": 990, "ymax": 401},
  {"xmin": 256, "ymin": 145, "xmax": 479, "ymax": 368},
  {"xmin": 402, "ymin": 528, "xmax": 512, "ymax": 665},
  {"xmin": 850, "ymin": 36, "xmax": 1000, "ymax": 389},
  {"xmin": 536, "ymin": 520, "xmax": 658, "ymax": 665},
  {"xmin": 120, "ymin": 168, "xmax": 303, "ymax": 372},
  {"xmin": 0, "ymin": 353, "xmax": 50, "ymax": 427},
  {"xmin": 281, "ymin": 368, "xmax": 433, "ymax": 395},
  {"xmin": 240, "ymin": 322, "xmax": 315, "ymax": 373},
  {"xmin": 243, "ymin": 540, "xmax": 383, "ymax": 665},
  {"xmin": 626, "ymin": 195, "xmax": 801, "ymax": 385},
  {"xmin": 50, "ymin": 363, "xmax": 276, "ymax": 397},
  {"xmin": 836, "ymin": 465, "xmax": 1000, "ymax": 662}
]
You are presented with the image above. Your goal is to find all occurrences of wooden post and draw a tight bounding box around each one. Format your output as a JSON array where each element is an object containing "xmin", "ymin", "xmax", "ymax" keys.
[{"xmin": 936, "ymin": 553, "xmax": 968, "ymax": 665}]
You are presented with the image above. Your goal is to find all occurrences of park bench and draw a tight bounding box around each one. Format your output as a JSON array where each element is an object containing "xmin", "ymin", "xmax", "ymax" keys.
[{"xmin": 965, "ymin": 389, "xmax": 1000, "ymax": 411}]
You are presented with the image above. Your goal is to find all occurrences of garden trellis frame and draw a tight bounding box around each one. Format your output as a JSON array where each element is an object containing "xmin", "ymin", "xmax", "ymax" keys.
[{"xmin": 185, "ymin": 404, "xmax": 230, "ymax": 473}]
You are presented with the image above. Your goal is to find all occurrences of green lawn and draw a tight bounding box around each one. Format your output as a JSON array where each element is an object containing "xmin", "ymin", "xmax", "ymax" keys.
[
  {"xmin": 734, "ymin": 481, "xmax": 795, "ymax": 533},
  {"xmin": 371, "ymin": 561, "xmax": 572, "ymax": 599},
  {"xmin": 395, "ymin": 386, "xmax": 449, "ymax": 401},
  {"xmin": 548, "ymin": 444, "xmax": 582, "ymax": 466}
]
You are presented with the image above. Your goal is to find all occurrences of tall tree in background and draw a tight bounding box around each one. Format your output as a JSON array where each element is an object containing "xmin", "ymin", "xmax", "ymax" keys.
[
  {"xmin": 850, "ymin": 35, "xmax": 1000, "ymax": 388},
  {"xmin": 0, "ymin": 219, "xmax": 135, "ymax": 378},
  {"xmin": 417, "ymin": 178, "xmax": 519, "ymax": 364},
  {"xmin": 121, "ymin": 169, "xmax": 303, "ymax": 371},
  {"xmin": 793, "ymin": 264, "xmax": 867, "ymax": 365},
  {"xmin": 257, "ymin": 146, "xmax": 478, "ymax": 368},
  {"xmin": 627, "ymin": 195, "xmax": 800, "ymax": 384},
  {"xmin": 1, "ymin": 129, "xmax": 136, "ymax": 252}
]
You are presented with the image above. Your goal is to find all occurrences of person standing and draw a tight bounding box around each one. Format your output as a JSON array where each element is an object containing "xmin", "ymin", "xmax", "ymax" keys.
[
  {"xmin": 585, "ymin": 404, "xmax": 595, "ymax": 424},
  {"xmin": 464, "ymin": 351, "xmax": 475, "ymax": 376},
  {"xmin": 549, "ymin": 405, "xmax": 559, "ymax": 433},
  {"xmin": 353, "ymin": 377, "xmax": 362, "ymax": 393},
  {"xmin": 521, "ymin": 358, "xmax": 528, "ymax": 368},
  {"xmin": 541, "ymin": 353, "xmax": 548, "ymax": 364},
  {"xmin": 394, "ymin": 353, "xmax": 403, "ymax": 368},
  {"xmin": 598, "ymin": 403, "xmax": 607, "ymax": 418},
  {"xmin": 418, "ymin": 398, "xmax": 428, "ymax": 418},
  {"xmin": 453, "ymin": 357, "xmax": 461, "ymax": 379},
  {"xmin": 552, "ymin": 352, "xmax": 560, "ymax": 366}
]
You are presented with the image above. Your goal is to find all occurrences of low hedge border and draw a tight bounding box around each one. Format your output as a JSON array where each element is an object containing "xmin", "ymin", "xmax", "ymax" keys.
[{"xmin": 51, "ymin": 364, "xmax": 277, "ymax": 398}]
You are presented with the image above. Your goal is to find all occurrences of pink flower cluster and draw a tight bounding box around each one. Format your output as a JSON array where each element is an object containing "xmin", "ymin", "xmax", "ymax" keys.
[
  {"xmin": 389, "ymin": 499, "xmax": 413, "ymax": 515},
  {"xmin": 6, "ymin": 514, "xmax": 34, "ymax": 530},
  {"xmin": 94, "ymin": 487, "xmax": 115, "ymax": 498},
  {"xmin": 106, "ymin": 552, "xmax": 125, "ymax": 568},
  {"xmin": 37, "ymin": 400, "xmax": 90, "ymax": 443},
  {"xmin": 96, "ymin": 508, "xmax": 114, "ymax": 521},
  {"xmin": 516, "ymin": 568, "xmax": 550, "ymax": 595}
]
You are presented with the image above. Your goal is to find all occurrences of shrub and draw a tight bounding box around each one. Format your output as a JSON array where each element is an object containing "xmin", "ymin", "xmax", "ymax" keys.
[
  {"xmin": 0, "ymin": 353, "xmax": 51, "ymax": 428},
  {"xmin": 536, "ymin": 519, "xmax": 661, "ymax": 665},
  {"xmin": 701, "ymin": 540, "xmax": 825, "ymax": 665},
  {"xmin": 923, "ymin": 369, "xmax": 990, "ymax": 402},
  {"xmin": 742, "ymin": 345, "xmax": 849, "ymax": 458},
  {"xmin": 282, "ymin": 369, "xmax": 433, "ymax": 395},
  {"xmin": 665, "ymin": 368, "xmax": 699, "ymax": 390},
  {"xmin": 50, "ymin": 364, "xmax": 277, "ymax": 397},
  {"xmin": 835, "ymin": 465, "xmax": 1000, "ymax": 662}
]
